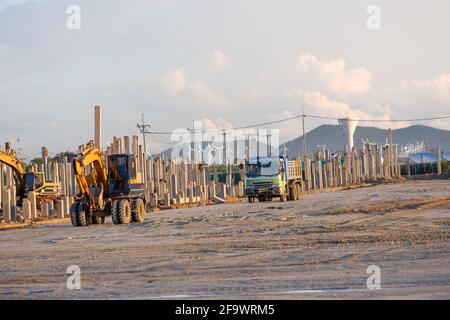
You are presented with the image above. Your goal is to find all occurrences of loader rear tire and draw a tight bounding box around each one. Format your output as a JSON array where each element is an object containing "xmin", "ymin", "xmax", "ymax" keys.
[
  {"xmin": 116, "ymin": 199, "xmax": 131, "ymax": 225},
  {"xmin": 131, "ymin": 198, "xmax": 145, "ymax": 223}
]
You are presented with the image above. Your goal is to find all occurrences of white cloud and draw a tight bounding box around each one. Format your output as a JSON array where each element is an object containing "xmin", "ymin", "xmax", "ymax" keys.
[
  {"xmin": 159, "ymin": 68, "xmax": 232, "ymax": 109},
  {"xmin": 399, "ymin": 73, "xmax": 450, "ymax": 103},
  {"xmin": 161, "ymin": 68, "xmax": 187, "ymax": 96},
  {"xmin": 212, "ymin": 49, "xmax": 232, "ymax": 71},
  {"xmin": 286, "ymin": 89, "xmax": 410, "ymax": 128},
  {"xmin": 297, "ymin": 90, "xmax": 365, "ymax": 119},
  {"xmin": 296, "ymin": 53, "xmax": 372, "ymax": 95},
  {"xmin": 202, "ymin": 117, "xmax": 233, "ymax": 130}
]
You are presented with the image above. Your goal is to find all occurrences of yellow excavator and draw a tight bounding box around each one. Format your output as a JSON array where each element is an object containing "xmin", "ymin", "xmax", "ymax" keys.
[
  {"xmin": 0, "ymin": 150, "xmax": 59, "ymax": 204},
  {"xmin": 70, "ymin": 141, "xmax": 146, "ymax": 227}
]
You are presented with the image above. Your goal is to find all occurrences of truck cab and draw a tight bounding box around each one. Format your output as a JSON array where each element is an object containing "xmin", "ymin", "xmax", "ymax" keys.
[{"xmin": 244, "ymin": 156, "xmax": 288, "ymax": 202}]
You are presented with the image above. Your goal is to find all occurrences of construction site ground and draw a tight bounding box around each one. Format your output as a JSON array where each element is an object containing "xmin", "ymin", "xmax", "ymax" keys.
[{"xmin": 0, "ymin": 179, "xmax": 449, "ymax": 299}]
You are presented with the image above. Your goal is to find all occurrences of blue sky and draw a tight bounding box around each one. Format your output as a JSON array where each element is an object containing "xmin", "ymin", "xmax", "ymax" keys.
[{"xmin": 1, "ymin": 0, "xmax": 449, "ymax": 158}]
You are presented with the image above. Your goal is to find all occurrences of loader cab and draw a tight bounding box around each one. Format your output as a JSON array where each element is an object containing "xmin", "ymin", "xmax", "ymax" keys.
[
  {"xmin": 107, "ymin": 154, "xmax": 144, "ymax": 196},
  {"xmin": 23, "ymin": 172, "xmax": 44, "ymax": 193}
]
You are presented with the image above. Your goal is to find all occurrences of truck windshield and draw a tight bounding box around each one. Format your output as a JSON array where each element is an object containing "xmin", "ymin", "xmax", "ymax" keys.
[{"xmin": 246, "ymin": 160, "xmax": 280, "ymax": 177}]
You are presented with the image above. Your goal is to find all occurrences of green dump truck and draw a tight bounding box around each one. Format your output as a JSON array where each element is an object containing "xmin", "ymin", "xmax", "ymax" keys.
[{"xmin": 244, "ymin": 155, "xmax": 303, "ymax": 202}]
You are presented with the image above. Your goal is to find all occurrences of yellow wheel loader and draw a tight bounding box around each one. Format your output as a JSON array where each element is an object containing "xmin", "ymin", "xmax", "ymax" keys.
[{"xmin": 70, "ymin": 141, "xmax": 146, "ymax": 227}]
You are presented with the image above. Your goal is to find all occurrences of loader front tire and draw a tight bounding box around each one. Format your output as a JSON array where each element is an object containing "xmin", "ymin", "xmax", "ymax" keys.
[
  {"xmin": 111, "ymin": 200, "xmax": 120, "ymax": 225},
  {"xmin": 76, "ymin": 204, "xmax": 89, "ymax": 226},
  {"xmin": 131, "ymin": 198, "xmax": 145, "ymax": 223},
  {"xmin": 70, "ymin": 202, "xmax": 80, "ymax": 227}
]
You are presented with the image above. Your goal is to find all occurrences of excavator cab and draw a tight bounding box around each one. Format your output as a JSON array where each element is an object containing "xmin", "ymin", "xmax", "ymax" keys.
[{"xmin": 107, "ymin": 154, "xmax": 144, "ymax": 197}]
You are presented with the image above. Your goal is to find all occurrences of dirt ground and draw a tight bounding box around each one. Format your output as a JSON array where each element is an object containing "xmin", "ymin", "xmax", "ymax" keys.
[{"xmin": 0, "ymin": 180, "xmax": 449, "ymax": 300}]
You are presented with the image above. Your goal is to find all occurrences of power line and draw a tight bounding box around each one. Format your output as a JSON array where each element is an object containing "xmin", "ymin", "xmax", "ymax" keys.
[
  {"xmin": 305, "ymin": 114, "xmax": 450, "ymax": 122},
  {"xmin": 145, "ymin": 113, "xmax": 450, "ymax": 135}
]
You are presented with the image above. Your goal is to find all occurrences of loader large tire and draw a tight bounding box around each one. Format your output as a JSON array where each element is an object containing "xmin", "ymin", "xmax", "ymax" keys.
[
  {"xmin": 70, "ymin": 202, "xmax": 80, "ymax": 227},
  {"xmin": 116, "ymin": 199, "xmax": 131, "ymax": 225},
  {"xmin": 76, "ymin": 204, "xmax": 90, "ymax": 227},
  {"xmin": 131, "ymin": 198, "xmax": 145, "ymax": 223},
  {"xmin": 111, "ymin": 200, "xmax": 120, "ymax": 225}
]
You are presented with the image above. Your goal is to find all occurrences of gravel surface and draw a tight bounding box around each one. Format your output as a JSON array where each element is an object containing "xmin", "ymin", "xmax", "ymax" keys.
[{"xmin": 0, "ymin": 180, "xmax": 449, "ymax": 299}]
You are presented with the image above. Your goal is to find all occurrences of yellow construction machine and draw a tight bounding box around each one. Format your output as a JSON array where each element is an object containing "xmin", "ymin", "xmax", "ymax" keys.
[
  {"xmin": 70, "ymin": 141, "xmax": 146, "ymax": 227},
  {"xmin": 0, "ymin": 150, "xmax": 59, "ymax": 204}
]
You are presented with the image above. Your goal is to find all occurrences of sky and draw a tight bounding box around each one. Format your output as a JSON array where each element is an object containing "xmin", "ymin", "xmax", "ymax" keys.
[{"xmin": 1, "ymin": 0, "xmax": 449, "ymax": 159}]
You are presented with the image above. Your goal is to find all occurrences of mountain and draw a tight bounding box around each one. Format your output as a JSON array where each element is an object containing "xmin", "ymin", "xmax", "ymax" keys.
[
  {"xmin": 282, "ymin": 124, "xmax": 450, "ymax": 156},
  {"xmin": 154, "ymin": 125, "xmax": 450, "ymax": 160}
]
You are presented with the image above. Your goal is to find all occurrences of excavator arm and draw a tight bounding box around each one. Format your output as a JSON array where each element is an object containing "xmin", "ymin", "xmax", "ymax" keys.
[
  {"xmin": 72, "ymin": 141, "xmax": 108, "ymax": 210},
  {"xmin": 0, "ymin": 150, "xmax": 25, "ymax": 196}
]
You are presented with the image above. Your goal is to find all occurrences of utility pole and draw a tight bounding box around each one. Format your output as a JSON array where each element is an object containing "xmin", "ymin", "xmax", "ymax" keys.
[
  {"xmin": 223, "ymin": 127, "xmax": 227, "ymax": 165},
  {"xmin": 187, "ymin": 120, "xmax": 199, "ymax": 163},
  {"xmin": 246, "ymin": 132, "xmax": 250, "ymax": 161},
  {"xmin": 256, "ymin": 130, "xmax": 260, "ymax": 161},
  {"xmin": 301, "ymin": 105, "xmax": 307, "ymax": 156},
  {"xmin": 137, "ymin": 113, "xmax": 151, "ymax": 191}
]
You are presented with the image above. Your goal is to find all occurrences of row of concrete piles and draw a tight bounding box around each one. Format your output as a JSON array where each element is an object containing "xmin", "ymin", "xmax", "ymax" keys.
[
  {"xmin": 0, "ymin": 138, "xmax": 402, "ymax": 224},
  {"xmin": 105, "ymin": 135, "xmax": 246, "ymax": 207},
  {"xmin": 301, "ymin": 143, "xmax": 401, "ymax": 193}
]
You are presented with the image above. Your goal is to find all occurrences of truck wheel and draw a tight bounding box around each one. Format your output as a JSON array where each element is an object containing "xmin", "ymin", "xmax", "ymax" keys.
[
  {"xmin": 70, "ymin": 202, "xmax": 80, "ymax": 227},
  {"xmin": 131, "ymin": 198, "xmax": 145, "ymax": 223},
  {"xmin": 111, "ymin": 200, "xmax": 119, "ymax": 224},
  {"xmin": 291, "ymin": 186, "xmax": 296, "ymax": 201},
  {"xmin": 295, "ymin": 185, "xmax": 301, "ymax": 200},
  {"xmin": 116, "ymin": 199, "xmax": 131, "ymax": 224}
]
